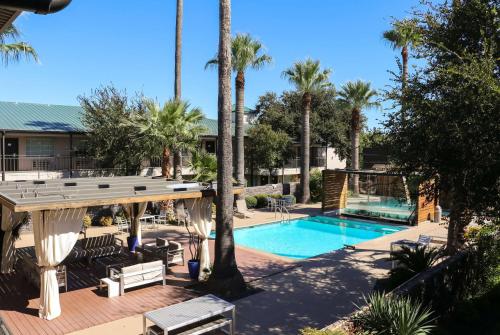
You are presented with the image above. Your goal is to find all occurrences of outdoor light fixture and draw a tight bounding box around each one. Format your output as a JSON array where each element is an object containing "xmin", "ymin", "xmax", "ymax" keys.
[{"xmin": 0, "ymin": 0, "xmax": 71, "ymax": 14}]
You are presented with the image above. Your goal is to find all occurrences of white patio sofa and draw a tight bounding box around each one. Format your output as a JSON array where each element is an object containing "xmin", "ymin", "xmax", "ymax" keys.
[{"xmin": 109, "ymin": 260, "xmax": 165, "ymax": 296}]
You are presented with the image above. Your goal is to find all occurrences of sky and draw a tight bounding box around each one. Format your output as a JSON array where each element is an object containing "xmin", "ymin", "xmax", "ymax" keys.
[{"xmin": 0, "ymin": 0, "xmax": 422, "ymax": 128}]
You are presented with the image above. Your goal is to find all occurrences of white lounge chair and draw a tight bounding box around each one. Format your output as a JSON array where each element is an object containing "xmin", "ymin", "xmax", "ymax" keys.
[{"xmin": 234, "ymin": 199, "xmax": 255, "ymax": 219}]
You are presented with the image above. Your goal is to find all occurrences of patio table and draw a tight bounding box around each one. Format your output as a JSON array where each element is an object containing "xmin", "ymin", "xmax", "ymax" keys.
[{"xmin": 143, "ymin": 294, "xmax": 235, "ymax": 335}]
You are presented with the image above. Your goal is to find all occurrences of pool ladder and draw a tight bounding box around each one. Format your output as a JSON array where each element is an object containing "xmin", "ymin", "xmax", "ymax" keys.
[{"xmin": 275, "ymin": 203, "xmax": 291, "ymax": 222}]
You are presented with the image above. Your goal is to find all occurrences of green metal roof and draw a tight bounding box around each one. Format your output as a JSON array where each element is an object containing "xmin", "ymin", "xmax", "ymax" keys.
[
  {"xmin": 0, "ymin": 101, "xmax": 240, "ymax": 136},
  {"xmin": 0, "ymin": 101, "xmax": 85, "ymax": 133}
]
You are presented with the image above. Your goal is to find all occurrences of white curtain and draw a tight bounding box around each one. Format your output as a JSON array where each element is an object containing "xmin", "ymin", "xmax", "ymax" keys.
[
  {"xmin": 123, "ymin": 202, "xmax": 147, "ymax": 245},
  {"xmin": 32, "ymin": 207, "xmax": 87, "ymax": 320},
  {"xmin": 1, "ymin": 205, "xmax": 27, "ymax": 274},
  {"xmin": 185, "ymin": 197, "xmax": 213, "ymax": 281}
]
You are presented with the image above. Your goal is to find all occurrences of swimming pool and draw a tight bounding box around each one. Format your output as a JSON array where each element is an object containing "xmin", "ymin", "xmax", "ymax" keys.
[{"xmin": 210, "ymin": 216, "xmax": 406, "ymax": 259}]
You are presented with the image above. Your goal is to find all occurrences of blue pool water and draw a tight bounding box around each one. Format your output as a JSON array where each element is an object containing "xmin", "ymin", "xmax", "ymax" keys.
[{"xmin": 210, "ymin": 216, "xmax": 406, "ymax": 259}]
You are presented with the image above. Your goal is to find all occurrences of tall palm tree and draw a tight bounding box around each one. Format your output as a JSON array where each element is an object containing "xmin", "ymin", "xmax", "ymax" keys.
[
  {"xmin": 205, "ymin": 33, "xmax": 272, "ymax": 186},
  {"xmin": 173, "ymin": 0, "xmax": 184, "ymax": 179},
  {"xmin": 0, "ymin": 24, "xmax": 38, "ymax": 66},
  {"xmin": 129, "ymin": 99, "xmax": 205, "ymax": 178},
  {"xmin": 282, "ymin": 59, "xmax": 331, "ymax": 203},
  {"xmin": 207, "ymin": 0, "xmax": 246, "ymax": 297},
  {"xmin": 383, "ymin": 19, "xmax": 422, "ymax": 89},
  {"xmin": 338, "ymin": 80, "xmax": 380, "ymax": 195}
]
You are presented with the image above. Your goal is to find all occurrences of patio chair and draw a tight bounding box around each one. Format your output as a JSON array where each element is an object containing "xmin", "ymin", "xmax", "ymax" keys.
[
  {"xmin": 137, "ymin": 237, "xmax": 185, "ymax": 268},
  {"xmin": 234, "ymin": 199, "xmax": 255, "ymax": 219},
  {"xmin": 115, "ymin": 216, "xmax": 130, "ymax": 234},
  {"xmin": 154, "ymin": 209, "xmax": 168, "ymax": 226},
  {"xmin": 417, "ymin": 234, "xmax": 432, "ymax": 246},
  {"xmin": 267, "ymin": 197, "xmax": 277, "ymax": 211}
]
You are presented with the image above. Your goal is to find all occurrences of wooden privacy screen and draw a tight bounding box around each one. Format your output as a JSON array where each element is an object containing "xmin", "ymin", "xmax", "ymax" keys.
[
  {"xmin": 416, "ymin": 181, "xmax": 436, "ymax": 224},
  {"xmin": 322, "ymin": 170, "xmax": 348, "ymax": 212}
]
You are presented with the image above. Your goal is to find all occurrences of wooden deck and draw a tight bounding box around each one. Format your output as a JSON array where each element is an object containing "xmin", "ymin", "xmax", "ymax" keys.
[{"xmin": 0, "ymin": 235, "xmax": 293, "ymax": 335}]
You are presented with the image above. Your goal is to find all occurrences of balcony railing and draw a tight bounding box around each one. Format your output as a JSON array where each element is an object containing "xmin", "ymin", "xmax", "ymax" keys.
[
  {"xmin": 283, "ymin": 157, "xmax": 326, "ymax": 169},
  {"xmin": 0, "ymin": 155, "xmax": 103, "ymax": 172}
]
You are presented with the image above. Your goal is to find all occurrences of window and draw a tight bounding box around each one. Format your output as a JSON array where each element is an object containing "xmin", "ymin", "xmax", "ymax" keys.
[
  {"xmin": 26, "ymin": 138, "xmax": 55, "ymax": 157},
  {"xmin": 205, "ymin": 140, "xmax": 216, "ymax": 154}
]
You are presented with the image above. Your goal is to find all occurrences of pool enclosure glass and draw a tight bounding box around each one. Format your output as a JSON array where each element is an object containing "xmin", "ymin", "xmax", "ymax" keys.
[{"xmin": 344, "ymin": 171, "xmax": 417, "ymax": 222}]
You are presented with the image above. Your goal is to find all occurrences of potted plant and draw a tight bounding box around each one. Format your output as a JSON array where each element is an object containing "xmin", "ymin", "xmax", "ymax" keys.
[{"xmin": 185, "ymin": 222, "xmax": 201, "ymax": 280}]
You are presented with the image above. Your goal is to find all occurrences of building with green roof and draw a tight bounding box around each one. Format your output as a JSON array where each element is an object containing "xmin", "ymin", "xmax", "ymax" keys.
[{"xmin": 0, "ymin": 101, "xmax": 344, "ymax": 184}]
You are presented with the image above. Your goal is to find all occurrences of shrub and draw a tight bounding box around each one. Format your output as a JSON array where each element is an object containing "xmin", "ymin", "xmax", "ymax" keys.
[
  {"xmin": 245, "ymin": 196, "xmax": 257, "ymax": 209},
  {"xmin": 99, "ymin": 216, "xmax": 113, "ymax": 226},
  {"xmin": 310, "ymin": 169, "xmax": 323, "ymax": 202},
  {"xmin": 82, "ymin": 215, "xmax": 92, "ymax": 228},
  {"xmin": 299, "ymin": 327, "xmax": 345, "ymax": 335},
  {"xmin": 254, "ymin": 194, "xmax": 269, "ymax": 208},
  {"xmin": 384, "ymin": 245, "xmax": 443, "ymax": 291},
  {"xmin": 352, "ymin": 292, "xmax": 435, "ymax": 335}
]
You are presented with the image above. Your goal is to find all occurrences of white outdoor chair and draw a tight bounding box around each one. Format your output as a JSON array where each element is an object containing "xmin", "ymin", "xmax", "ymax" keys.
[
  {"xmin": 115, "ymin": 216, "xmax": 130, "ymax": 234},
  {"xmin": 154, "ymin": 210, "xmax": 168, "ymax": 226}
]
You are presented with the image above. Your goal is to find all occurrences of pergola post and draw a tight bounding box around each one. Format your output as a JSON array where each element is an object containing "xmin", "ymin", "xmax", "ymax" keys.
[
  {"xmin": 1, "ymin": 131, "xmax": 5, "ymax": 181},
  {"xmin": 69, "ymin": 133, "xmax": 73, "ymax": 178}
]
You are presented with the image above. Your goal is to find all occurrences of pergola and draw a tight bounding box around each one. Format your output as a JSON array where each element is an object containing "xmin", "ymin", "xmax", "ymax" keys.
[{"xmin": 0, "ymin": 176, "xmax": 243, "ymax": 320}]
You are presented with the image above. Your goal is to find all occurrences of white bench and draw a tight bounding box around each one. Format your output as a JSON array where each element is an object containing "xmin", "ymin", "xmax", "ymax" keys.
[{"xmin": 108, "ymin": 260, "xmax": 165, "ymax": 296}]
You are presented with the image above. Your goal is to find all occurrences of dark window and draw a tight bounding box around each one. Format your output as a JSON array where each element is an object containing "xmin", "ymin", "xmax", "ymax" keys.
[{"xmin": 205, "ymin": 141, "xmax": 216, "ymax": 154}]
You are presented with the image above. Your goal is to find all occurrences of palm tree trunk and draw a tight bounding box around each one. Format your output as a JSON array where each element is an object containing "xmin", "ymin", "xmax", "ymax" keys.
[
  {"xmin": 401, "ymin": 45, "xmax": 408, "ymax": 88},
  {"xmin": 300, "ymin": 93, "xmax": 311, "ymax": 203},
  {"xmin": 235, "ymin": 71, "xmax": 245, "ymax": 187},
  {"xmin": 174, "ymin": 0, "xmax": 183, "ymax": 100},
  {"xmin": 351, "ymin": 108, "xmax": 360, "ymax": 195},
  {"xmin": 162, "ymin": 146, "xmax": 172, "ymax": 178},
  {"xmin": 208, "ymin": 0, "xmax": 245, "ymax": 297},
  {"xmin": 173, "ymin": 150, "xmax": 182, "ymax": 180}
]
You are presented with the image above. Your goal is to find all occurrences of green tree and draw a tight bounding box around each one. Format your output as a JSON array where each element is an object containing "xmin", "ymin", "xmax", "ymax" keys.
[
  {"xmin": 385, "ymin": 0, "xmax": 500, "ymax": 254},
  {"xmin": 207, "ymin": 0, "xmax": 246, "ymax": 296},
  {"xmin": 245, "ymin": 124, "xmax": 292, "ymax": 184},
  {"xmin": 128, "ymin": 99, "xmax": 205, "ymax": 178},
  {"xmin": 206, "ymin": 33, "xmax": 272, "ymax": 186},
  {"xmin": 282, "ymin": 59, "xmax": 331, "ymax": 203},
  {"xmin": 338, "ymin": 80, "xmax": 379, "ymax": 194},
  {"xmin": 0, "ymin": 24, "xmax": 38, "ymax": 66},
  {"xmin": 255, "ymin": 89, "xmax": 351, "ymax": 160},
  {"xmin": 79, "ymin": 86, "xmax": 147, "ymax": 173},
  {"xmin": 383, "ymin": 18, "xmax": 422, "ymax": 88}
]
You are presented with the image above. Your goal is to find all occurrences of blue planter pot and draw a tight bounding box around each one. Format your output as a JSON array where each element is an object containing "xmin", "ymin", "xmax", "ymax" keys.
[
  {"xmin": 127, "ymin": 236, "xmax": 139, "ymax": 252},
  {"xmin": 188, "ymin": 260, "xmax": 200, "ymax": 280}
]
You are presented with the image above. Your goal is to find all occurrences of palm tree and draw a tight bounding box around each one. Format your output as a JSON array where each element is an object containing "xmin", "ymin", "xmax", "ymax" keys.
[
  {"xmin": 383, "ymin": 19, "xmax": 422, "ymax": 88},
  {"xmin": 189, "ymin": 151, "xmax": 217, "ymax": 183},
  {"xmin": 207, "ymin": 0, "xmax": 246, "ymax": 297},
  {"xmin": 282, "ymin": 59, "xmax": 331, "ymax": 203},
  {"xmin": 338, "ymin": 80, "xmax": 380, "ymax": 195},
  {"xmin": 129, "ymin": 99, "xmax": 205, "ymax": 178},
  {"xmin": 0, "ymin": 24, "xmax": 38, "ymax": 66},
  {"xmin": 205, "ymin": 33, "xmax": 272, "ymax": 186}
]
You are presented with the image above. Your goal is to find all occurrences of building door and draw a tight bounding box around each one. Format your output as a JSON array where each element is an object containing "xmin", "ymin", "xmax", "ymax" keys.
[{"xmin": 5, "ymin": 138, "xmax": 18, "ymax": 171}]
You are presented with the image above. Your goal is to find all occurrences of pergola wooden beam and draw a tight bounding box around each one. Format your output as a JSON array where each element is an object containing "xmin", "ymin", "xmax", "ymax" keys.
[{"xmin": 0, "ymin": 176, "xmax": 243, "ymax": 212}]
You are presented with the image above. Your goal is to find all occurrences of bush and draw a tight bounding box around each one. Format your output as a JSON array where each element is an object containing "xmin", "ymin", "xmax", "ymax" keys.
[
  {"xmin": 254, "ymin": 194, "xmax": 269, "ymax": 208},
  {"xmin": 352, "ymin": 292, "xmax": 435, "ymax": 335},
  {"xmin": 299, "ymin": 327, "xmax": 345, "ymax": 335},
  {"xmin": 245, "ymin": 196, "xmax": 257, "ymax": 209},
  {"xmin": 310, "ymin": 169, "xmax": 323, "ymax": 202},
  {"xmin": 99, "ymin": 216, "xmax": 113, "ymax": 226},
  {"xmin": 82, "ymin": 215, "xmax": 92, "ymax": 228}
]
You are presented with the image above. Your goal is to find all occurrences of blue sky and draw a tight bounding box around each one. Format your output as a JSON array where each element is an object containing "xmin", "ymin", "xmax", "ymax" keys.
[{"xmin": 0, "ymin": 0, "xmax": 422, "ymax": 128}]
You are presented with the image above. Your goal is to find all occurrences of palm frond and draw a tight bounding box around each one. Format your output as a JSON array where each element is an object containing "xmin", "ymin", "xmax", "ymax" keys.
[
  {"xmin": 0, "ymin": 42, "xmax": 39, "ymax": 67},
  {"xmin": 282, "ymin": 58, "xmax": 331, "ymax": 94}
]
